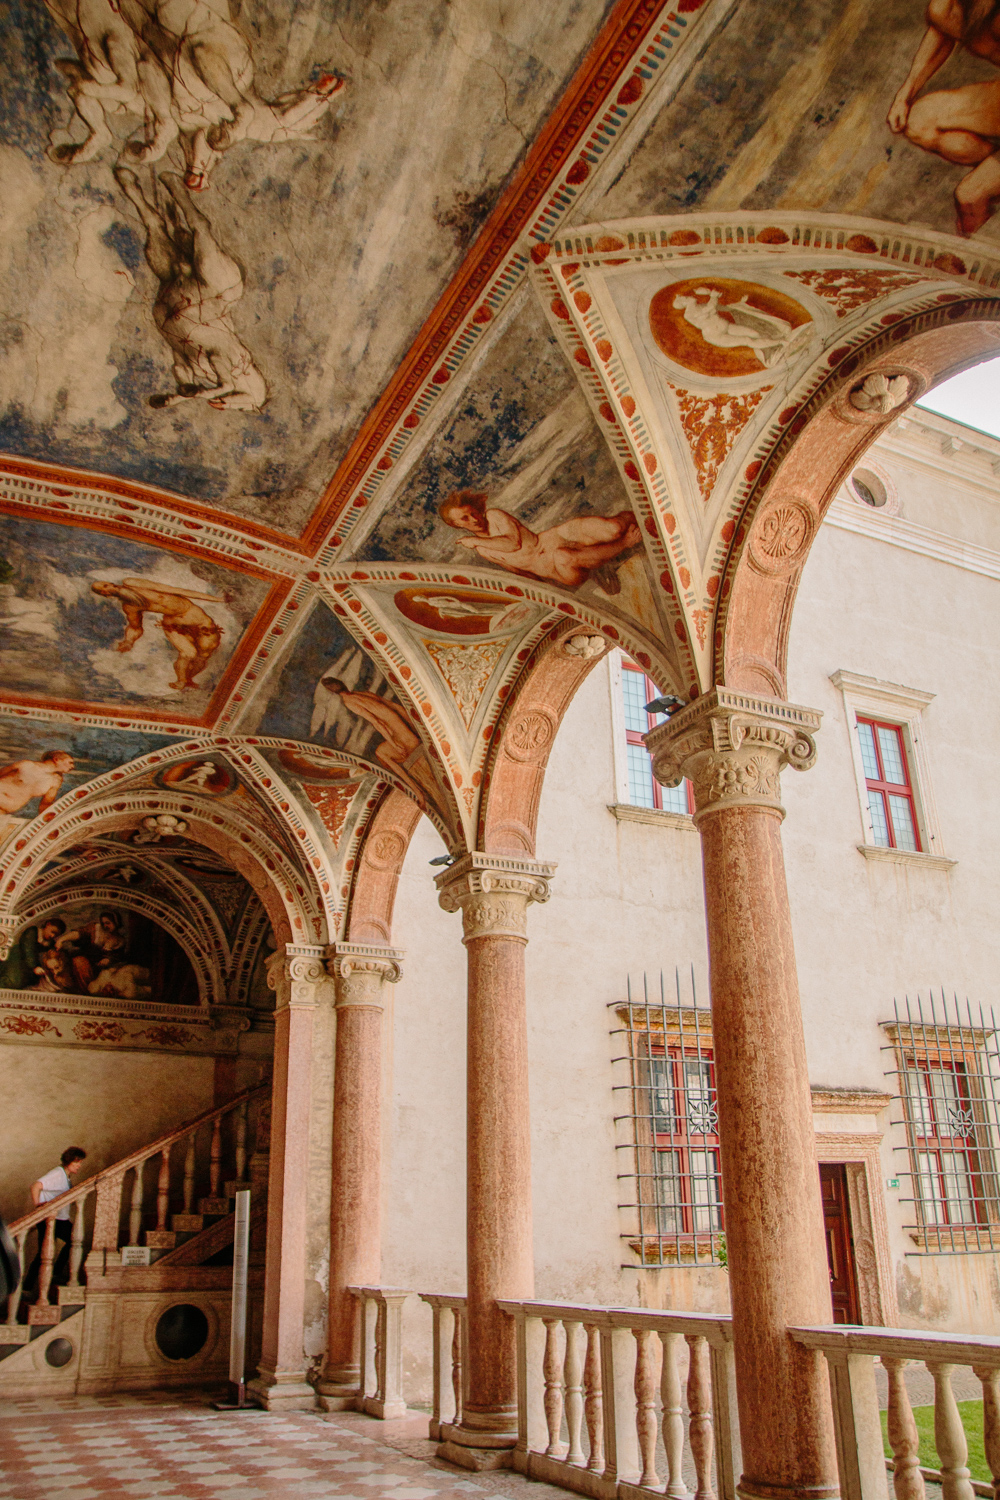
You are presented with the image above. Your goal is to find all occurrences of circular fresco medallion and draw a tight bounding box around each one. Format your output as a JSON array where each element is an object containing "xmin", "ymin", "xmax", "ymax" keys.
[
  {"xmin": 394, "ymin": 587, "xmax": 535, "ymax": 637},
  {"xmin": 159, "ymin": 759, "xmax": 235, "ymax": 795},
  {"xmin": 649, "ymin": 277, "xmax": 813, "ymax": 379}
]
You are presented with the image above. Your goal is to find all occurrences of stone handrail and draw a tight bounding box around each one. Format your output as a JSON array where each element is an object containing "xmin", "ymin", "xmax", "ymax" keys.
[
  {"xmin": 420, "ymin": 1292, "xmax": 467, "ymax": 1438},
  {"xmin": 789, "ymin": 1324, "xmax": 1000, "ymax": 1500},
  {"xmin": 495, "ymin": 1300, "xmax": 741, "ymax": 1500},
  {"xmin": 346, "ymin": 1285, "xmax": 411, "ymax": 1420},
  {"xmin": 2, "ymin": 1083, "xmax": 269, "ymax": 1340}
]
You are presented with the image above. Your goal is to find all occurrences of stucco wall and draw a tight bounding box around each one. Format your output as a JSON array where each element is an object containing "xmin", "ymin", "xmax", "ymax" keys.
[{"xmin": 0, "ymin": 1045, "xmax": 215, "ymax": 1222}]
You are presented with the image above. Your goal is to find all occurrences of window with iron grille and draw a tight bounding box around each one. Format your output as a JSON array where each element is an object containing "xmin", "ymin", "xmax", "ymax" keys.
[
  {"xmin": 611, "ymin": 971, "xmax": 724, "ymax": 1266},
  {"xmin": 883, "ymin": 993, "xmax": 1000, "ymax": 1252},
  {"xmin": 857, "ymin": 718, "xmax": 921, "ymax": 852},
  {"xmin": 621, "ymin": 660, "xmax": 692, "ymax": 815}
]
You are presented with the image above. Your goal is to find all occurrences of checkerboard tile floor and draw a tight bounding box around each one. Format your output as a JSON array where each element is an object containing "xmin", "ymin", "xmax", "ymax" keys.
[{"xmin": 0, "ymin": 1397, "xmax": 570, "ymax": 1500}]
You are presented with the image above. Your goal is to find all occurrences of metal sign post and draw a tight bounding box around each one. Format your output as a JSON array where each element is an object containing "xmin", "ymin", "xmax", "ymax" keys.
[{"xmin": 213, "ymin": 1188, "xmax": 250, "ymax": 1410}]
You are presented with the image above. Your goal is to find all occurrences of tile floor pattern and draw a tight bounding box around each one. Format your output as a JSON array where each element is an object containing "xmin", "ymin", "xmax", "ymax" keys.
[{"xmin": 0, "ymin": 1397, "xmax": 572, "ymax": 1500}]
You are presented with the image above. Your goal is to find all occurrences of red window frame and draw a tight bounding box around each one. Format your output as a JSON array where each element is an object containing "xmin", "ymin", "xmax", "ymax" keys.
[
  {"xmin": 857, "ymin": 717, "xmax": 921, "ymax": 852},
  {"xmin": 645, "ymin": 1044, "xmax": 724, "ymax": 1240},
  {"xmin": 622, "ymin": 660, "xmax": 693, "ymax": 813},
  {"xmin": 904, "ymin": 1055, "xmax": 986, "ymax": 1229}
]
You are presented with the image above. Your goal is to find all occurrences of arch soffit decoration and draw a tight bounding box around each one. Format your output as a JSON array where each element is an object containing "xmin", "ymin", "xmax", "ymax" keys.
[{"xmin": 11, "ymin": 884, "xmax": 222, "ymax": 1005}]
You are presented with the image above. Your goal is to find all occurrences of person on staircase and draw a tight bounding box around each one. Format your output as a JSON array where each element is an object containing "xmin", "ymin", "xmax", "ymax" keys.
[{"xmin": 23, "ymin": 1147, "xmax": 87, "ymax": 1302}]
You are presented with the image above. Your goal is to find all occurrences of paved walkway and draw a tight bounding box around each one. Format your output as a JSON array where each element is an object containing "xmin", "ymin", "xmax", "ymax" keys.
[{"xmin": 0, "ymin": 1395, "xmax": 572, "ymax": 1500}]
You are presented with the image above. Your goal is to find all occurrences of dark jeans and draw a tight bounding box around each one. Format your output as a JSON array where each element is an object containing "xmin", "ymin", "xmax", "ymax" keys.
[{"xmin": 23, "ymin": 1219, "xmax": 72, "ymax": 1302}]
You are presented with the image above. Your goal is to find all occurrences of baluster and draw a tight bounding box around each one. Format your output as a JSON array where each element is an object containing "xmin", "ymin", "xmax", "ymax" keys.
[
  {"xmin": 156, "ymin": 1147, "xmax": 171, "ymax": 1231},
  {"xmin": 634, "ymin": 1328, "xmax": 661, "ymax": 1487},
  {"xmin": 660, "ymin": 1330, "xmax": 687, "ymax": 1498},
  {"xmin": 543, "ymin": 1318, "xmax": 566, "ymax": 1457},
  {"xmin": 209, "ymin": 1116, "xmax": 222, "ymax": 1198},
  {"xmin": 35, "ymin": 1216, "xmax": 56, "ymax": 1306},
  {"xmin": 183, "ymin": 1131, "xmax": 196, "ymax": 1214},
  {"xmin": 973, "ymin": 1366, "xmax": 1000, "ymax": 1500},
  {"xmin": 451, "ymin": 1307, "xmax": 463, "ymax": 1425},
  {"xmin": 584, "ymin": 1322, "xmax": 604, "ymax": 1472},
  {"xmin": 129, "ymin": 1160, "xmax": 145, "ymax": 1245},
  {"xmin": 564, "ymin": 1320, "xmax": 585, "ymax": 1465},
  {"xmin": 686, "ymin": 1333, "xmax": 716, "ymax": 1500},
  {"xmin": 374, "ymin": 1297, "xmax": 387, "ymax": 1405},
  {"xmin": 3, "ymin": 1232, "xmax": 26, "ymax": 1339},
  {"xmin": 235, "ymin": 1100, "xmax": 248, "ymax": 1183},
  {"xmin": 882, "ymin": 1357, "xmax": 926, "ymax": 1500},
  {"xmin": 66, "ymin": 1196, "xmax": 88, "ymax": 1297},
  {"xmin": 926, "ymin": 1362, "xmax": 975, "ymax": 1500}
]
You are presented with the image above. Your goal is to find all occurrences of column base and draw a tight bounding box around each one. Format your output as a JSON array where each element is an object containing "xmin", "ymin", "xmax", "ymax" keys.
[
  {"xmin": 247, "ymin": 1369, "xmax": 317, "ymax": 1411},
  {"xmin": 737, "ymin": 1482, "xmax": 840, "ymax": 1500},
  {"xmin": 438, "ymin": 1423, "xmax": 517, "ymax": 1471},
  {"xmin": 315, "ymin": 1366, "xmax": 361, "ymax": 1411}
]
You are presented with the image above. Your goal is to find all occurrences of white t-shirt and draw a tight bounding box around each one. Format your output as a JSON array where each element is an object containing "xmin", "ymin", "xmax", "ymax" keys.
[{"xmin": 37, "ymin": 1166, "xmax": 71, "ymax": 1221}]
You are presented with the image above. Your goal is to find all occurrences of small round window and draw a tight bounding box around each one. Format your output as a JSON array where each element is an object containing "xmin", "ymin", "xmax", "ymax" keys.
[{"xmin": 849, "ymin": 469, "xmax": 888, "ymax": 508}]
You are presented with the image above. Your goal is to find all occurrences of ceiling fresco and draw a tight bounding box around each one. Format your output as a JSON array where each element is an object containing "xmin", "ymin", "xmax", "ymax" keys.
[
  {"xmin": 1, "ymin": 0, "xmax": 616, "ymax": 531},
  {"xmin": 3, "ymin": 0, "xmax": 1000, "ymax": 966}
]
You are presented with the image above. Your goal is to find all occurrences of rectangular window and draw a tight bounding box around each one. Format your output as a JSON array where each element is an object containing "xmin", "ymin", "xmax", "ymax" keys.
[
  {"xmin": 884, "ymin": 993, "xmax": 1000, "ymax": 1251},
  {"xmin": 621, "ymin": 660, "xmax": 692, "ymax": 815},
  {"xmin": 612, "ymin": 974, "xmax": 724, "ymax": 1266},
  {"xmin": 856, "ymin": 718, "xmax": 921, "ymax": 852}
]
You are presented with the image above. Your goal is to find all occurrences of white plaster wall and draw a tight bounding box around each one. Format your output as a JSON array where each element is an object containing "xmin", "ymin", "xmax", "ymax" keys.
[{"xmin": 0, "ymin": 1045, "xmax": 215, "ymax": 1222}]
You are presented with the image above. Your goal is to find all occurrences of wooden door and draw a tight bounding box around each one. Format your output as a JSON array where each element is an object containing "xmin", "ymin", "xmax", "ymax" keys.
[{"xmin": 820, "ymin": 1163, "xmax": 861, "ymax": 1324}]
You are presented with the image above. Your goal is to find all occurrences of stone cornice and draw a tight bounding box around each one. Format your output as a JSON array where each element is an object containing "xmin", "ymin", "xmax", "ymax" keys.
[
  {"xmin": 856, "ymin": 845, "xmax": 957, "ymax": 872},
  {"xmin": 825, "ymin": 498, "xmax": 1000, "ymax": 583},
  {"xmin": 607, "ymin": 803, "xmax": 697, "ymax": 832},
  {"xmin": 645, "ymin": 689, "xmax": 821, "ymax": 821},
  {"xmin": 810, "ymin": 1087, "xmax": 892, "ymax": 1114}
]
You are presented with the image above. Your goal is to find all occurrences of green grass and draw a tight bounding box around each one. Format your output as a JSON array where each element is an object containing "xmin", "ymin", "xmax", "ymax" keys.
[{"xmin": 880, "ymin": 1402, "xmax": 988, "ymax": 1484}]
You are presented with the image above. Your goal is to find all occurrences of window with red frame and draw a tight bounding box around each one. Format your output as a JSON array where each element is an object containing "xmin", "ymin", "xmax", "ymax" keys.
[
  {"xmin": 904, "ymin": 1056, "xmax": 984, "ymax": 1229},
  {"xmin": 857, "ymin": 718, "xmax": 921, "ymax": 851},
  {"xmin": 642, "ymin": 1045, "xmax": 723, "ymax": 1240},
  {"xmin": 621, "ymin": 659, "xmax": 692, "ymax": 814}
]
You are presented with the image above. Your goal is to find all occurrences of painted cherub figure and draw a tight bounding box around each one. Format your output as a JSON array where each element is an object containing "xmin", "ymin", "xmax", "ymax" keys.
[
  {"xmin": 439, "ymin": 491, "xmax": 640, "ymax": 591},
  {"xmin": 889, "ymin": 0, "xmax": 1000, "ymax": 235}
]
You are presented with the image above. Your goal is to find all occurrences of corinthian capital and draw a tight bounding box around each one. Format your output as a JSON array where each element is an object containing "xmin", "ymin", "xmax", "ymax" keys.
[
  {"xmin": 0, "ymin": 915, "xmax": 17, "ymax": 962},
  {"xmin": 645, "ymin": 688, "xmax": 822, "ymax": 822},
  {"xmin": 325, "ymin": 942, "xmax": 404, "ymax": 1008},
  {"xmin": 435, "ymin": 852, "xmax": 556, "ymax": 944}
]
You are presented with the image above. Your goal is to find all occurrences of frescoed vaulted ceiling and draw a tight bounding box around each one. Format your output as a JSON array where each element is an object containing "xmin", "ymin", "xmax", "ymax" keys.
[{"xmin": 4, "ymin": 0, "xmax": 1000, "ymax": 963}]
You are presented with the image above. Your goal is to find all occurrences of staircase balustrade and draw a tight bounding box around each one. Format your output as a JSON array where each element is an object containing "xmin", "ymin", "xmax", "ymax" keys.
[
  {"xmin": 789, "ymin": 1325, "xmax": 1000, "ymax": 1500},
  {"xmin": 1, "ymin": 1084, "xmax": 269, "ymax": 1338}
]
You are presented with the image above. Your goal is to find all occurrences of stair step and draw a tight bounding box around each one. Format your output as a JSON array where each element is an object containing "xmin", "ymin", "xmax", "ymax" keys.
[
  {"xmin": 225, "ymin": 1181, "xmax": 251, "ymax": 1198},
  {"xmin": 198, "ymin": 1198, "xmax": 229, "ymax": 1216},
  {"xmin": 172, "ymin": 1213, "xmax": 203, "ymax": 1233},
  {"xmin": 145, "ymin": 1230, "xmax": 176, "ymax": 1250}
]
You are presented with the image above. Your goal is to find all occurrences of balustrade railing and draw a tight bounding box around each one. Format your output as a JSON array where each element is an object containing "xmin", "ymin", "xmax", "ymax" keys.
[
  {"xmin": 1, "ymin": 1084, "xmax": 268, "ymax": 1341},
  {"xmin": 347, "ymin": 1285, "xmax": 410, "ymax": 1419},
  {"xmin": 495, "ymin": 1301, "xmax": 740, "ymax": 1500},
  {"xmin": 790, "ymin": 1325, "xmax": 1000, "ymax": 1500},
  {"xmin": 420, "ymin": 1292, "xmax": 467, "ymax": 1438}
]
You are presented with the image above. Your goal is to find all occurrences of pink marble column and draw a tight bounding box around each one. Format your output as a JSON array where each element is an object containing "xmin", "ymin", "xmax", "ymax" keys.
[
  {"xmin": 647, "ymin": 689, "xmax": 839, "ymax": 1500},
  {"xmin": 435, "ymin": 853, "xmax": 555, "ymax": 1470},
  {"xmin": 248, "ymin": 945, "xmax": 333, "ymax": 1412},
  {"xmin": 316, "ymin": 942, "xmax": 403, "ymax": 1410}
]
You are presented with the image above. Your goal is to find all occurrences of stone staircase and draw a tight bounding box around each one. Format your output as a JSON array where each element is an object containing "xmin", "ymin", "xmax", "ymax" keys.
[{"xmin": 0, "ymin": 1085, "xmax": 269, "ymax": 1396}]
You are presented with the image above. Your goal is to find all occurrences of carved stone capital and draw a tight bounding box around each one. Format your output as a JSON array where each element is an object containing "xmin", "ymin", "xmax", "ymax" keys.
[
  {"xmin": 645, "ymin": 689, "xmax": 822, "ymax": 822},
  {"xmin": 325, "ymin": 942, "xmax": 404, "ymax": 1008},
  {"xmin": 0, "ymin": 916, "xmax": 17, "ymax": 962},
  {"xmin": 435, "ymin": 853, "xmax": 556, "ymax": 944},
  {"xmin": 266, "ymin": 944, "xmax": 334, "ymax": 1010}
]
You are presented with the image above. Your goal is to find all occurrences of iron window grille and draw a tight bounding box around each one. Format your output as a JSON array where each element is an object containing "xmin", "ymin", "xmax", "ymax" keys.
[
  {"xmin": 621, "ymin": 660, "xmax": 693, "ymax": 815},
  {"xmin": 610, "ymin": 969, "xmax": 724, "ymax": 1267},
  {"xmin": 882, "ymin": 992, "xmax": 1000, "ymax": 1252},
  {"xmin": 857, "ymin": 717, "xmax": 921, "ymax": 852}
]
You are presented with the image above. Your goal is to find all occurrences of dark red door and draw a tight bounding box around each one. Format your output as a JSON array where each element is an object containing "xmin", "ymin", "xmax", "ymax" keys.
[{"xmin": 820, "ymin": 1163, "xmax": 861, "ymax": 1324}]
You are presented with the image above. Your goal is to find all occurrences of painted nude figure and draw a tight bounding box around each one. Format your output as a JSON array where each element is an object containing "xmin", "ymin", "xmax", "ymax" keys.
[
  {"xmin": 889, "ymin": 1, "xmax": 1000, "ymax": 235},
  {"xmin": 44, "ymin": 0, "xmax": 345, "ymax": 190},
  {"xmin": 91, "ymin": 577, "xmax": 222, "ymax": 690},
  {"xmin": 439, "ymin": 490, "xmax": 640, "ymax": 592},
  {"xmin": 0, "ymin": 752, "xmax": 75, "ymax": 820},
  {"xmin": 114, "ymin": 167, "xmax": 266, "ymax": 411},
  {"xmin": 319, "ymin": 678, "xmax": 439, "ymax": 811},
  {"xmin": 673, "ymin": 288, "xmax": 811, "ymax": 367}
]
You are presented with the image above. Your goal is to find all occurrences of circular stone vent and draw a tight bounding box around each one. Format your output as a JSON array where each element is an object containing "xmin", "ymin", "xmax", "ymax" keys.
[
  {"xmin": 155, "ymin": 1303, "xmax": 209, "ymax": 1361},
  {"xmin": 45, "ymin": 1337, "xmax": 75, "ymax": 1369}
]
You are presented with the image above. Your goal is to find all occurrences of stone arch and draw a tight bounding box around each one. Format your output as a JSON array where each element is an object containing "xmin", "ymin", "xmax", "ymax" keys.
[
  {"xmin": 11, "ymin": 885, "xmax": 223, "ymax": 1004},
  {"xmin": 343, "ymin": 789, "xmax": 423, "ymax": 945},
  {"xmin": 478, "ymin": 621, "xmax": 614, "ymax": 856},
  {"xmin": 0, "ymin": 790, "xmax": 322, "ymax": 950},
  {"xmin": 718, "ymin": 304, "xmax": 1000, "ymax": 695}
]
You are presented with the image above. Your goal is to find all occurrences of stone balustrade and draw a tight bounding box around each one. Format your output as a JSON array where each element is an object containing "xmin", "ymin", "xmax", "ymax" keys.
[
  {"xmin": 346, "ymin": 1285, "xmax": 410, "ymax": 1420},
  {"xmin": 789, "ymin": 1325, "xmax": 1000, "ymax": 1500},
  {"xmin": 492, "ymin": 1301, "xmax": 740, "ymax": 1500},
  {"xmin": 421, "ymin": 1292, "xmax": 468, "ymax": 1439},
  {"xmin": 1, "ymin": 1084, "xmax": 268, "ymax": 1340}
]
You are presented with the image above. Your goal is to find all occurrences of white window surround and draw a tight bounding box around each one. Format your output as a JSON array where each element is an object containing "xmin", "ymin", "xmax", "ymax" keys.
[
  {"xmin": 829, "ymin": 669, "xmax": 955, "ymax": 871},
  {"xmin": 606, "ymin": 651, "xmax": 696, "ymax": 831}
]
